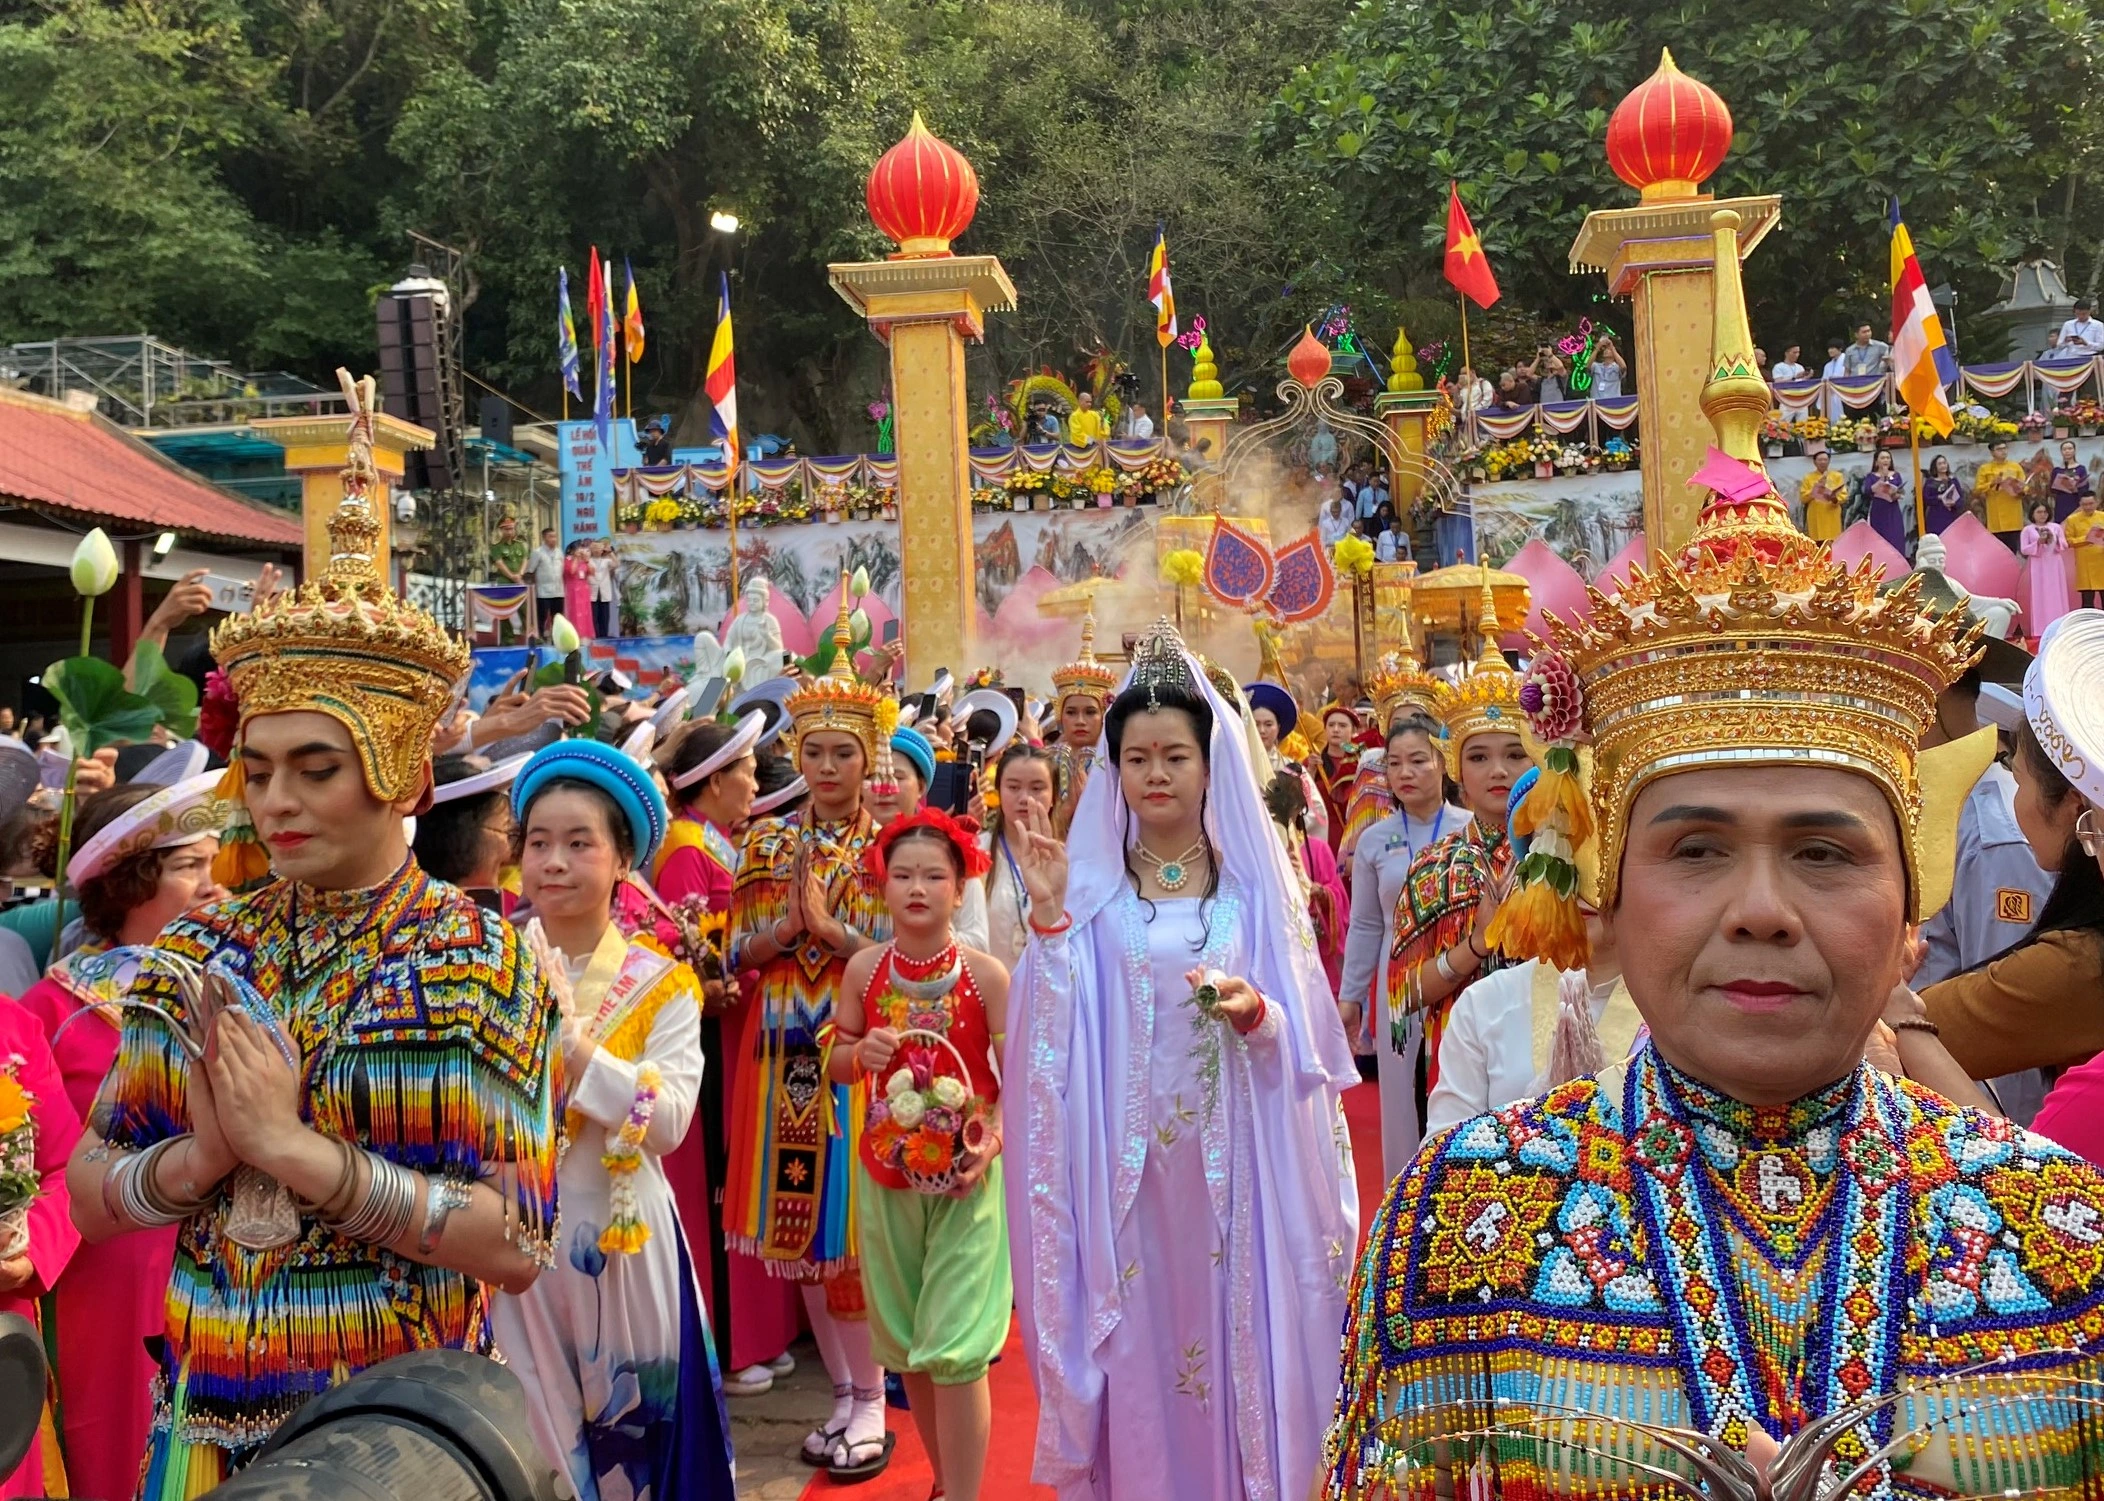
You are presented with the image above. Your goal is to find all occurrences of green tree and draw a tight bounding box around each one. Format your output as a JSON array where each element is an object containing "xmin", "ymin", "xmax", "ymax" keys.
[{"xmin": 1271, "ymin": 0, "xmax": 2104, "ymax": 357}]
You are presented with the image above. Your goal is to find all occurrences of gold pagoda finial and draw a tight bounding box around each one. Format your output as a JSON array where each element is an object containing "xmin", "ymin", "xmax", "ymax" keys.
[
  {"xmin": 325, "ymin": 368, "xmax": 386, "ymax": 597},
  {"xmin": 830, "ymin": 567, "xmax": 855, "ymax": 679},
  {"xmin": 1079, "ymin": 607, "xmax": 1097, "ymax": 661},
  {"xmin": 1387, "ymin": 327, "xmax": 1423, "ymax": 393},
  {"xmin": 1701, "ymin": 209, "xmax": 1771, "ymax": 471},
  {"xmin": 1475, "ymin": 563, "xmax": 1504, "ymax": 668}
]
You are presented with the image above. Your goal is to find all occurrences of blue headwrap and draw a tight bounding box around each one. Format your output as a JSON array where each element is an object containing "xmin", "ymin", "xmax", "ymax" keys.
[
  {"xmin": 512, "ymin": 738, "xmax": 669, "ymax": 866},
  {"xmin": 891, "ymin": 726, "xmax": 936, "ymax": 787}
]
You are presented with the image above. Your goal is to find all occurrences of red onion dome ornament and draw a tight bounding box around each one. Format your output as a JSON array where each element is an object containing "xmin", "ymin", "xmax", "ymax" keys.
[
  {"xmin": 866, "ymin": 111, "xmax": 980, "ymax": 259},
  {"xmin": 1604, "ymin": 47, "xmax": 1733, "ymax": 203},
  {"xmin": 1287, "ymin": 325, "xmax": 1331, "ymax": 388}
]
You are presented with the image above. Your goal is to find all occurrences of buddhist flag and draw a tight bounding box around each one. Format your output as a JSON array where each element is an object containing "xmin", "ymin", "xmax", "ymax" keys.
[
  {"xmin": 1148, "ymin": 225, "xmax": 1177, "ymax": 347},
  {"xmin": 1444, "ymin": 183, "xmax": 1500, "ymax": 310},
  {"xmin": 1889, "ymin": 199, "xmax": 1955, "ymax": 437},
  {"xmin": 623, "ymin": 257, "xmax": 646, "ymax": 364},
  {"xmin": 594, "ymin": 256, "xmax": 616, "ymax": 447},
  {"xmin": 705, "ymin": 272, "xmax": 739, "ymax": 461},
  {"xmin": 556, "ymin": 267, "xmax": 581, "ymax": 400}
]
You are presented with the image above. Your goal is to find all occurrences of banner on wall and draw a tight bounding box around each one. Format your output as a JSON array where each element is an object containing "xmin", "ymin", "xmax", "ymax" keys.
[{"xmin": 558, "ymin": 417, "xmax": 641, "ymax": 545}]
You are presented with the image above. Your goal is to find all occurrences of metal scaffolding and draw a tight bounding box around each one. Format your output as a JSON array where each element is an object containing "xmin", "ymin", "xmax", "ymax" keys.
[{"xmin": 0, "ymin": 334, "xmax": 346, "ymax": 427}]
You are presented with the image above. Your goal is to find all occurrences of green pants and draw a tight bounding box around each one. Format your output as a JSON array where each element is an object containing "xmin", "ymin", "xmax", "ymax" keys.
[{"xmin": 855, "ymin": 1158, "xmax": 1013, "ymax": 1384}]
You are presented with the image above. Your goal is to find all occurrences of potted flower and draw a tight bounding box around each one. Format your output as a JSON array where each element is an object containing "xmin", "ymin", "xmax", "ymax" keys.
[
  {"xmin": 819, "ymin": 483, "xmax": 848, "ymax": 523},
  {"xmin": 1084, "ymin": 466, "xmax": 1117, "ymax": 508},
  {"xmin": 2053, "ymin": 403, "xmax": 2074, "ymax": 440},
  {"xmin": 643, "ymin": 498, "xmax": 680, "ymax": 532},
  {"xmin": 1602, "ymin": 436, "xmax": 1634, "ymax": 472},
  {"xmin": 1762, "ymin": 411, "xmax": 1791, "ymax": 459},
  {"xmin": 1530, "ymin": 435, "xmax": 1559, "ymax": 480},
  {"xmin": 2075, "ymin": 399, "xmax": 2102, "ymax": 437},
  {"xmin": 2020, "ymin": 410, "xmax": 2048, "ymax": 440},
  {"xmin": 879, "ymin": 486, "xmax": 899, "ymax": 521}
]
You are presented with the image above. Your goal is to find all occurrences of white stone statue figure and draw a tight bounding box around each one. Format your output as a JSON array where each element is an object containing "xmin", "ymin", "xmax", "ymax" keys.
[
  {"xmin": 722, "ymin": 576, "xmax": 785, "ymax": 671},
  {"xmin": 689, "ymin": 630, "xmax": 726, "ymax": 680},
  {"xmin": 1913, "ymin": 534, "xmax": 2021, "ymax": 642}
]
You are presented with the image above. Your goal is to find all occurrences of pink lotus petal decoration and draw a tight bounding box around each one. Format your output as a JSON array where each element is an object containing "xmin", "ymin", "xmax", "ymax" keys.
[
  {"xmin": 1595, "ymin": 533, "xmax": 1650, "ymax": 594},
  {"xmin": 1830, "ymin": 521, "xmax": 1909, "ymax": 582},
  {"xmin": 1502, "ymin": 538, "xmax": 1592, "ymax": 639},
  {"xmin": 1937, "ymin": 512, "xmax": 2022, "ymax": 602}
]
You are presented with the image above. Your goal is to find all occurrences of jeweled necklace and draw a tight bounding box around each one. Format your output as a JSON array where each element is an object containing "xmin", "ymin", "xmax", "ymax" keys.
[
  {"xmin": 1134, "ymin": 836, "xmax": 1207, "ymax": 892},
  {"xmin": 887, "ymin": 940, "xmax": 963, "ymax": 1000}
]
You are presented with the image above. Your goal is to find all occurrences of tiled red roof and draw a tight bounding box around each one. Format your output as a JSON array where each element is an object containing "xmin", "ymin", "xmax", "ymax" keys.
[{"xmin": 0, "ymin": 388, "xmax": 302, "ymax": 547}]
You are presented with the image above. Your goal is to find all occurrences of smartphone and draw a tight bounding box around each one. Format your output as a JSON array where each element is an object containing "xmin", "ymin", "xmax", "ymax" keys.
[
  {"xmin": 692, "ymin": 676, "xmax": 728, "ymax": 720},
  {"xmin": 882, "ymin": 618, "xmax": 900, "ymax": 645},
  {"xmin": 1002, "ymin": 686, "xmax": 1027, "ymax": 716},
  {"xmin": 200, "ymin": 573, "xmax": 256, "ymax": 613}
]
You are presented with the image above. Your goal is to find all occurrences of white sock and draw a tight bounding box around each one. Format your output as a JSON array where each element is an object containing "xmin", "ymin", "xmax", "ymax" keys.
[
  {"xmin": 838, "ymin": 1315, "xmax": 887, "ymax": 1450},
  {"xmin": 801, "ymin": 1285, "xmax": 856, "ymax": 1434}
]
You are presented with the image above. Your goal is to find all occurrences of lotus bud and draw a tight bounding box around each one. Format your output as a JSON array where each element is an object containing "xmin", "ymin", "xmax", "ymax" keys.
[
  {"xmin": 849, "ymin": 566, "xmax": 871, "ymax": 601},
  {"xmin": 550, "ymin": 614, "xmax": 583, "ymax": 654},
  {"xmin": 849, "ymin": 608, "xmax": 870, "ymax": 642},
  {"xmin": 70, "ymin": 528, "xmax": 119, "ymax": 597},
  {"xmin": 724, "ymin": 646, "xmax": 747, "ymax": 683}
]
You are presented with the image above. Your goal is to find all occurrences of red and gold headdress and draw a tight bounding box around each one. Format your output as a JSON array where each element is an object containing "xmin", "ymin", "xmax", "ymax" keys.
[
  {"xmin": 784, "ymin": 571, "xmax": 890, "ymax": 759},
  {"xmin": 1052, "ymin": 610, "xmax": 1118, "ymax": 708},
  {"xmin": 1366, "ymin": 638, "xmax": 1445, "ymax": 729},
  {"xmin": 211, "ymin": 370, "xmax": 470, "ymax": 803},
  {"xmin": 1492, "ymin": 209, "xmax": 1984, "ymax": 968},
  {"xmin": 865, "ymin": 807, "xmax": 993, "ymax": 883}
]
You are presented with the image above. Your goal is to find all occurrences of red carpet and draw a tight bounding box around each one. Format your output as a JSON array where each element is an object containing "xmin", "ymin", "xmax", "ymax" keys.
[{"xmin": 800, "ymin": 1080, "xmax": 1385, "ymax": 1500}]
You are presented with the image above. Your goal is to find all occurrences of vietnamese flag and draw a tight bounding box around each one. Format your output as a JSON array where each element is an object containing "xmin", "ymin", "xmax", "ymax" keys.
[{"xmin": 1443, "ymin": 183, "xmax": 1500, "ymax": 310}]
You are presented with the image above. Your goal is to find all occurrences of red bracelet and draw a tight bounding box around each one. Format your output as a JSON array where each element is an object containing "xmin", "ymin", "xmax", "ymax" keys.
[
  {"xmin": 1029, "ymin": 911, "xmax": 1073, "ymax": 937},
  {"xmin": 1231, "ymin": 991, "xmax": 1267, "ymax": 1036}
]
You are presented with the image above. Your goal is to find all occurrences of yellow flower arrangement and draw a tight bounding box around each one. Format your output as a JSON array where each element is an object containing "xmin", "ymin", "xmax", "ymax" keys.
[
  {"xmin": 1333, "ymin": 535, "xmax": 1376, "ymax": 577},
  {"xmin": 643, "ymin": 497, "xmax": 681, "ymax": 526},
  {"xmin": 1161, "ymin": 549, "xmax": 1205, "ymax": 587},
  {"xmin": 0, "ymin": 1070, "xmax": 26, "ymax": 1135}
]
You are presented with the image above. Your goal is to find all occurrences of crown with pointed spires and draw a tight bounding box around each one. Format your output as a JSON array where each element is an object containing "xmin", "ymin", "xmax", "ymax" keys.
[
  {"xmin": 211, "ymin": 369, "xmax": 471, "ymax": 802},
  {"xmin": 1052, "ymin": 609, "xmax": 1119, "ymax": 706},
  {"xmin": 1365, "ymin": 634, "xmax": 1446, "ymax": 729},
  {"xmin": 1431, "ymin": 569, "xmax": 1528, "ymax": 772},
  {"xmin": 784, "ymin": 570, "xmax": 890, "ymax": 757},
  {"xmin": 1520, "ymin": 207, "xmax": 1982, "ymax": 924}
]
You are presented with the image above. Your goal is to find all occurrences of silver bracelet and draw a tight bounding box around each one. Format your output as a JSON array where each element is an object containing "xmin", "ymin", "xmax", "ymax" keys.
[
  {"xmin": 418, "ymin": 1175, "xmax": 474, "ymax": 1255},
  {"xmin": 326, "ymin": 1152, "xmax": 420, "ymax": 1246},
  {"xmin": 119, "ymin": 1138, "xmax": 201, "ymax": 1227},
  {"xmin": 1434, "ymin": 949, "xmax": 1456, "ymax": 984}
]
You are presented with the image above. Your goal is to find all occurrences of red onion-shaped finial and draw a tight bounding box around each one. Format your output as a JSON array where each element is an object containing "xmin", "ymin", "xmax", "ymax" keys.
[
  {"xmin": 1287, "ymin": 326, "xmax": 1331, "ymax": 388},
  {"xmin": 1604, "ymin": 48, "xmax": 1733, "ymax": 203},
  {"xmin": 866, "ymin": 112, "xmax": 980, "ymax": 258}
]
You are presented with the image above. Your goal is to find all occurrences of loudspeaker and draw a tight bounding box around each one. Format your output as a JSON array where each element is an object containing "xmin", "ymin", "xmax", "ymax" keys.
[
  {"xmin": 479, "ymin": 396, "xmax": 514, "ymax": 451},
  {"xmin": 376, "ymin": 270, "xmax": 462, "ymax": 493}
]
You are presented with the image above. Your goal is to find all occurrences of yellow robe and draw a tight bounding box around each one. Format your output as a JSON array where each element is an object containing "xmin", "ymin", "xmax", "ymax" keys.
[
  {"xmin": 1974, "ymin": 458, "xmax": 2029, "ymax": 532},
  {"xmin": 1066, "ymin": 407, "xmax": 1110, "ymax": 445},
  {"xmin": 1799, "ymin": 468, "xmax": 1846, "ymax": 541},
  {"xmin": 2068, "ymin": 508, "xmax": 2104, "ymax": 590}
]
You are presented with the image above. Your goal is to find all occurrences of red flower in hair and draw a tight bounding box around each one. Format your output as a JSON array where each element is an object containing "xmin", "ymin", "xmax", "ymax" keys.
[
  {"xmin": 864, "ymin": 807, "xmax": 993, "ymax": 883},
  {"xmin": 199, "ymin": 669, "xmax": 239, "ymax": 759}
]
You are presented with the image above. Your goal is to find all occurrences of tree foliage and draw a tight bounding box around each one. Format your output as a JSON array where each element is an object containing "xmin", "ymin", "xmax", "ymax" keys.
[{"xmin": 1271, "ymin": 0, "xmax": 2104, "ymax": 361}]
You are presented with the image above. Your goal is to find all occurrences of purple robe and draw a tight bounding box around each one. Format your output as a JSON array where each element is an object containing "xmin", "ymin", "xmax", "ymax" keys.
[
  {"xmin": 1863, "ymin": 469, "xmax": 1910, "ymax": 554},
  {"xmin": 2051, "ymin": 464, "xmax": 2093, "ymax": 522},
  {"xmin": 1924, "ymin": 474, "xmax": 1966, "ymax": 534}
]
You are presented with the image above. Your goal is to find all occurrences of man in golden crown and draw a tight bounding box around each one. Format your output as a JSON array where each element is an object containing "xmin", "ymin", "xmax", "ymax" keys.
[
  {"xmin": 64, "ymin": 372, "xmax": 561, "ymax": 1490},
  {"xmin": 724, "ymin": 593, "xmax": 898, "ymax": 1482},
  {"xmin": 1325, "ymin": 212, "xmax": 2104, "ymax": 1501}
]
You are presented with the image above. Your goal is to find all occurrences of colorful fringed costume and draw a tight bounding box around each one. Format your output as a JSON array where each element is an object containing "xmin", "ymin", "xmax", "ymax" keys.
[
  {"xmin": 1384, "ymin": 820, "xmax": 1513, "ymax": 1096},
  {"xmin": 492, "ymin": 924, "xmax": 735, "ymax": 1501},
  {"xmin": 724, "ymin": 809, "xmax": 891, "ymax": 1277},
  {"xmin": 103, "ymin": 863, "xmax": 559, "ymax": 1491},
  {"xmin": 1327, "ymin": 1048, "xmax": 2104, "ymax": 1501}
]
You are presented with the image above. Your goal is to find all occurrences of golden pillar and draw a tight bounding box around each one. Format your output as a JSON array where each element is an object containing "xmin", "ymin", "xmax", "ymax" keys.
[
  {"xmin": 829, "ymin": 114, "xmax": 1015, "ymax": 676},
  {"xmin": 253, "ymin": 411, "xmax": 433, "ymax": 581},
  {"xmin": 1567, "ymin": 49, "xmax": 1779, "ymax": 555}
]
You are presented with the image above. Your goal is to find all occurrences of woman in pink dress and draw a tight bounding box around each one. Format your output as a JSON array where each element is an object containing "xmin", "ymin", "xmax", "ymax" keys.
[
  {"xmin": 562, "ymin": 541, "xmax": 595, "ymax": 638},
  {"xmin": 648, "ymin": 712, "xmax": 803, "ymax": 1396},
  {"xmin": 14, "ymin": 777, "xmax": 225, "ymax": 1501},
  {"xmin": 2021, "ymin": 499, "xmax": 2076, "ymax": 643},
  {"xmin": 0, "ymin": 996, "xmax": 79, "ymax": 1499}
]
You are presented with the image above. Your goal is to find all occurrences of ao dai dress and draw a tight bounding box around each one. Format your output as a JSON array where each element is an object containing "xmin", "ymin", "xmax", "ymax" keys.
[
  {"xmin": 2022, "ymin": 520, "xmax": 2075, "ymax": 637},
  {"xmin": 1341, "ymin": 807, "xmax": 1471, "ymax": 1180},
  {"xmin": 492, "ymin": 925, "xmax": 734, "ymax": 1501}
]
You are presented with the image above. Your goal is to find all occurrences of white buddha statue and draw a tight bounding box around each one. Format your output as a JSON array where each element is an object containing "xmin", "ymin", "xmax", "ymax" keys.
[
  {"xmin": 1913, "ymin": 533, "xmax": 2021, "ymax": 642},
  {"xmin": 722, "ymin": 576, "xmax": 785, "ymax": 670}
]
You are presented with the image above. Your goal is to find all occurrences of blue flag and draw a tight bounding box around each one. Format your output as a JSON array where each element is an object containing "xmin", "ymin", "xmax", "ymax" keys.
[{"xmin": 557, "ymin": 268, "xmax": 581, "ymax": 401}]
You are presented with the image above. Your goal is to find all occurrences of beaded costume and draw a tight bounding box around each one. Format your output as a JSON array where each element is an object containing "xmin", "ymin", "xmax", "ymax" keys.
[
  {"xmin": 107, "ymin": 863, "xmax": 558, "ymax": 1485},
  {"xmin": 1329, "ymin": 1048, "xmax": 2104, "ymax": 1500}
]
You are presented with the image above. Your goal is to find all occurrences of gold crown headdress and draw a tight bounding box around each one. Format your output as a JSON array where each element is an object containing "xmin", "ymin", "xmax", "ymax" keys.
[
  {"xmin": 1490, "ymin": 209, "xmax": 1984, "ymax": 969},
  {"xmin": 1052, "ymin": 610, "xmax": 1118, "ymax": 707},
  {"xmin": 783, "ymin": 571, "xmax": 890, "ymax": 759},
  {"xmin": 212, "ymin": 369, "xmax": 471, "ymax": 803},
  {"xmin": 1128, "ymin": 618, "xmax": 1199, "ymax": 711},
  {"xmin": 1430, "ymin": 571, "xmax": 1528, "ymax": 775},
  {"xmin": 1366, "ymin": 636, "xmax": 1446, "ymax": 730}
]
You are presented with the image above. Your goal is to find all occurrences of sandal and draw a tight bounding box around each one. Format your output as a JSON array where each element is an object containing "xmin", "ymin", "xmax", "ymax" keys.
[
  {"xmin": 827, "ymin": 1429, "xmax": 896, "ymax": 1484},
  {"xmin": 800, "ymin": 1382, "xmax": 853, "ymax": 1466}
]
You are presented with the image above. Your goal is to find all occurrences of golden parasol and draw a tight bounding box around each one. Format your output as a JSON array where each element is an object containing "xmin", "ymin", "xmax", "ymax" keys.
[
  {"xmin": 1036, "ymin": 576, "xmax": 1114, "ymax": 618},
  {"xmin": 1406, "ymin": 562, "xmax": 1530, "ymax": 646}
]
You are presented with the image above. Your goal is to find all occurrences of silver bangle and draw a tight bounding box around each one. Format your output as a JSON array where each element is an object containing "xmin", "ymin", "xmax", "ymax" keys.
[
  {"xmin": 119, "ymin": 1138, "xmax": 201, "ymax": 1227},
  {"xmin": 326, "ymin": 1152, "xmax": 420, "ymax": 1246},
  {"xmin": 1434, "ymin": 949, "xmax": 1456, "ymax": 984},
  {"xmin": 418, "ymin": 1175, "xmax": 474, "ymax": 1255}
]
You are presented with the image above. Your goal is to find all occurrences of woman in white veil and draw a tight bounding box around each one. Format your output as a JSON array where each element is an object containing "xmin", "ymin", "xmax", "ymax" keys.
[{"xmin": 1004, "ymin": 619, "xmax": 1360, "ymax": 1501}]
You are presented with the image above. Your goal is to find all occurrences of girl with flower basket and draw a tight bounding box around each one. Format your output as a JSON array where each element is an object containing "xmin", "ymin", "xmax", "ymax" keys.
[{"xmin": 829, "ymin": 809, "xmax": 1010, "ymax": 1501}]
